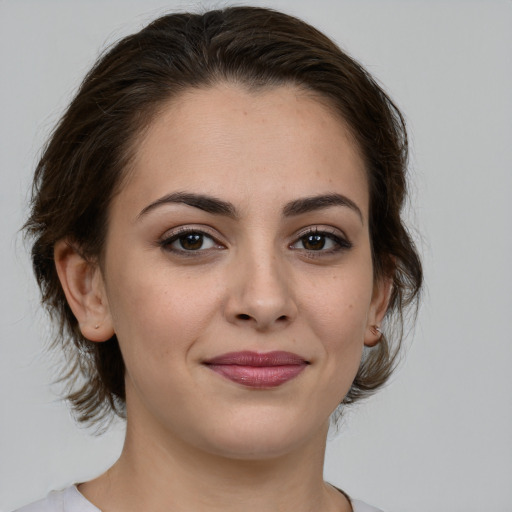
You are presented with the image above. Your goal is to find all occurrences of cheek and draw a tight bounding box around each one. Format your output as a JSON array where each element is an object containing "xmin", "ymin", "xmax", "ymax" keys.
[
  {"xmin": 105, "ymin": 260, "xmax": 223, "ymax": 366},
  {"xmin": 303, "ymin": 267, "xmax": 374, "ymax": 341},
  {"xmin": 298, "ymin": 264, "xmax": 374, "ymax": 394}
]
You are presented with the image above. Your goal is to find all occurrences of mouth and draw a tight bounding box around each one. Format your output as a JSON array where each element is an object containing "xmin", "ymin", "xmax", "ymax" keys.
[{"xmin": 202, "ymin": 351, "xmax": 309, "ymax": 388}]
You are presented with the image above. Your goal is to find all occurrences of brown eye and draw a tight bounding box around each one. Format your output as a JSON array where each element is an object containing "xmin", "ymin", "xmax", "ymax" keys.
[
  {"xmin": 290, "ymin": 229, "xmax": 352, "ymax": 254},
  {"xmin": 301, "ymin": 234, "xmax": 326, "ymax": 250},
  {"xmin": 179, "ymin": 233, "xmax": 205, "ymax": 250},
  {"xmin": 160, "ymin": 230, "xmax": 219, "ymax": 253}
]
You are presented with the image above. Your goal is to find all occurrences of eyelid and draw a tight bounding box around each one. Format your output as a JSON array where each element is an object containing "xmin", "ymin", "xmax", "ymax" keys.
[
  {"xmin": 158, "ymin": 225, "xmax": 226, "ymax": 254},
  {"xmin": 294, "ymin": 225, "xmax": 348, "ymax": 240},
  {"xmin": 159, "ymin": 224, "xmax": 219, "ymax": 241},
  {"xmin": 289, "ymin": 225, "xmax": 353, "ymax": 252}
]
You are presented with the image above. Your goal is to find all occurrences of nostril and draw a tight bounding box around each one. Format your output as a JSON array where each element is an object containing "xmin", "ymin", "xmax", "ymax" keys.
[
  {"xmin": 277, "ymin": 315, "xmax": 288, "ymax": 321},
  {"xmin": 237, "ymin": 314, "xmax": 251, "ymax": 320}
]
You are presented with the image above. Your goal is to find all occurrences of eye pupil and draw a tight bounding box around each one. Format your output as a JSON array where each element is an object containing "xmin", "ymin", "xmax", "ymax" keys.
[
  {"xmin": 302, "ymin": 234, "xmax": 325, "ymax": 250},
  {"xmin": 180, "ymin": 233, "xmax": 203, "ymax": 250}
]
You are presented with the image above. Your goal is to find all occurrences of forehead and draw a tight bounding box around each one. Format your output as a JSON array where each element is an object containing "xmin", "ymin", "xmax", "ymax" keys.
[{"xmin": 118, "ymin": 83, "xmax": 369, "ymax": 219}]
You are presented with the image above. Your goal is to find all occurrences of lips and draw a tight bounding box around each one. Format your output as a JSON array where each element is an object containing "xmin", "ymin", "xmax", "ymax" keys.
[{"xmin": 203, "ymin": 351, "xmax": 309, "ymax": 388}]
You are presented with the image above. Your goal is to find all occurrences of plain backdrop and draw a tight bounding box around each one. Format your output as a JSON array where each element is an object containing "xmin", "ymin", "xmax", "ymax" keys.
[{"xmin": 1, "ymin": 1, "xmax": 511, "ymax": 511}]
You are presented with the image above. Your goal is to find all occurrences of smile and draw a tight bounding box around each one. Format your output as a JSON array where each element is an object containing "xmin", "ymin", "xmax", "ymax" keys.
[{"xmin": 203, "ymin": 351, "xmax": 309, "ymax": 388}]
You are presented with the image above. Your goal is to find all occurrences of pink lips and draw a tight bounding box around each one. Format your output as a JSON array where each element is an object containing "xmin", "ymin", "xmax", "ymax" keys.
[{"xmin": 203, "ymin": 351, "xmax": 309, "ymax": 388}]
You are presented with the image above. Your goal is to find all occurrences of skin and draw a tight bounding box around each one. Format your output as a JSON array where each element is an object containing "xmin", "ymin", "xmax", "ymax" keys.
[{"xmin": 55, "ymin": 83, "xmax": 389, "ymax": 512}]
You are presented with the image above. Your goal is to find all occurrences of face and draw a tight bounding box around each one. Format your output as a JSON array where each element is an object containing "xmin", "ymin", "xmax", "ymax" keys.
[{"xmin": 94, "ymin": 84, "xmax": 387, "ymax": 459}]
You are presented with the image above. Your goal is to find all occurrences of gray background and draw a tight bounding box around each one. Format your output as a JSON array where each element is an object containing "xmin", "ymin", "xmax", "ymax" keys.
[{"xmin": 1, "ymin": 1, "xmax": 511, "ymax": 510}]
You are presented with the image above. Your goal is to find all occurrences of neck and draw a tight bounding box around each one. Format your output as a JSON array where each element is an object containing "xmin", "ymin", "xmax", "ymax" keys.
[{"xmin": 79, "ymin": 414, "xmax": 349, "ymax": 512}]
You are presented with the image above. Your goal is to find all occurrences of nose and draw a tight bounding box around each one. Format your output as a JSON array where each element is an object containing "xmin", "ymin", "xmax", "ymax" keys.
[{"xmin": 224, "ymin": 250, "xmax": 298, "ymax": 331}]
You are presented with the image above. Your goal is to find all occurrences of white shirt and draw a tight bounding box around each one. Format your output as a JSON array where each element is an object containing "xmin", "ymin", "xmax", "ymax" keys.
[{"xmin": 14, "ymin": 486, "xmax": 385, "ymax": 512}]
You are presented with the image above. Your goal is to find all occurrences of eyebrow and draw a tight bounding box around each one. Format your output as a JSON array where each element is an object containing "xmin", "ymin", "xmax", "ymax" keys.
[
  {"xmin": 138, "ymin": 192, "xmax": 238, "ymax": 219},
  {"xmin": 282, "ymin": 193, "xmax": 363, "ymax": 222},
  {"xmin": 138, "ymin": 191, "xmax": 363, "ymax": 223}
]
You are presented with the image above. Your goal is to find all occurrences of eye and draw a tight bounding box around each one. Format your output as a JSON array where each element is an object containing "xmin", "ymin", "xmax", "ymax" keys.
[
  {"xmin": 298, "ymin": 233, "xmax": 334, "ymax": 251},
  {"xmin": 159, "ymin": 228, "xmax": 222, "ymax": 254},
  {"xmin": 290, "ymin": 228, "xmax": 352, "ymax": 253}
]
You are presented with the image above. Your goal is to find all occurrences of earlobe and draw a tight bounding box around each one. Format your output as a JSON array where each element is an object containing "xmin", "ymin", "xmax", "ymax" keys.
[
  {"xmin": 364, "ymin": 276, "xmax": 393, "ymax": 347},
  {"xmin": 54, "ymin": 240, "xmax": 114, "ymax": 342}
]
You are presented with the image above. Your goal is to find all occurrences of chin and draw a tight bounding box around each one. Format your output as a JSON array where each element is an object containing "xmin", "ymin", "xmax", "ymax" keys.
[
  {"xmin": 195, "ymin": 412, "xmax": 329, "ymax": 462},
  {"xmin": 205, "ymin": 435, "xmax": 304, "ymax": 461}
]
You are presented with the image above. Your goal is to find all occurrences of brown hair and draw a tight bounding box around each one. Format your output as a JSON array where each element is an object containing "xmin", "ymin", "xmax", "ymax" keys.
[{"xmin": 25, "ymin": 6, "xmax": 422, "ymax": 427}]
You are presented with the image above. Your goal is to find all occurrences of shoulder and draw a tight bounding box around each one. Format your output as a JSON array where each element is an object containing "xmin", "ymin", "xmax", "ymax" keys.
[
  {"xmin": 351, "ymin": 498, "xmax": 386, "ymax": 512},
  {"xmin": 331, "ymin": 484, "xmax": 386, "ymax": 512},
  {"xmin": 14, "ymin": 486, "xmax": 384, "ymax": 512},
  {"xmin": 13, "ymin": 486, "xmax": 100, "ymax": 512}
]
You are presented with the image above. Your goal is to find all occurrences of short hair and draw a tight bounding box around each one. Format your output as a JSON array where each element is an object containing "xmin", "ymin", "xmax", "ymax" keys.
[{"xmin": 25, "ymin": 6, "xmax": 422, "ymax": 427}]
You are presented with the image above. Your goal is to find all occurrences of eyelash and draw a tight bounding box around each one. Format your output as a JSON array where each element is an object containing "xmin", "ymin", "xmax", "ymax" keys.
[
  {"xmin": 158, "ymin": 227, "xmax": 224, "ymax": 256},
  {"xmin": 290, "ymin": 228, "xmax": 353, "ymax": 256},
  {"xmin": 158, "ymin": 227, "xmax": 352, "ymax": 257}
]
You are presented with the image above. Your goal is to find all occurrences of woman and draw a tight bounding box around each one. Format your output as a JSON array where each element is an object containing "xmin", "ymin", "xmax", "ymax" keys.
[{"xmin": 20, "ymin": 6, "xmax": 422, "ymax": 512}]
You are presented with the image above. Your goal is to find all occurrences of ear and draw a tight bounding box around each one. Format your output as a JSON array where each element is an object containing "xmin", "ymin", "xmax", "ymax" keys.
[
  {"xmin": 364, "ymin": 275, "xmax": 393, "ymax": 347},
  {"xmin": 54, "ymin": 240, "xmax": 115, "ymax": 342}
]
